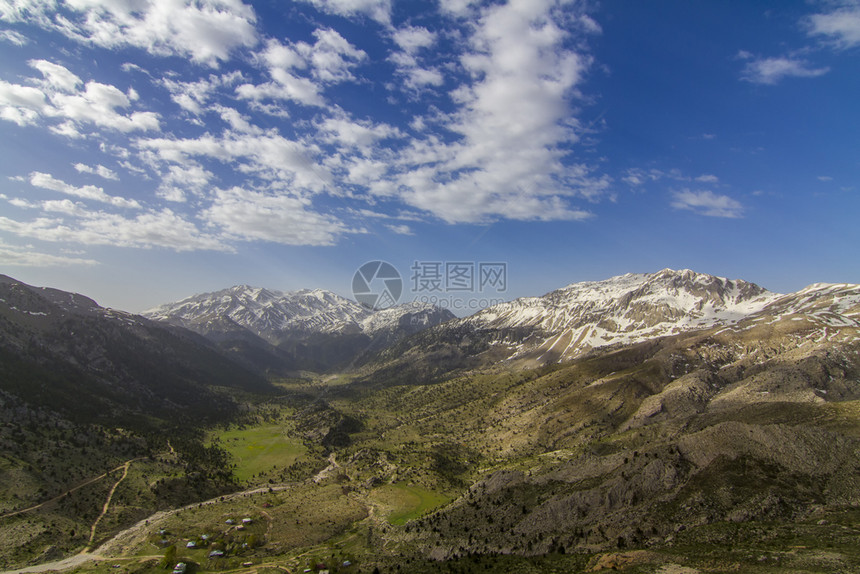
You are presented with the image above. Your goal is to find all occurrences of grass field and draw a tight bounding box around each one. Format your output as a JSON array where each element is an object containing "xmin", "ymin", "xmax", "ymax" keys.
[
  {"xmin": 212, "ymin": 425, "xmax": 307, "ymax": 482},
  {"xmin": 369, "ymin": 482, "xmax": 451, "ymax": 525}
]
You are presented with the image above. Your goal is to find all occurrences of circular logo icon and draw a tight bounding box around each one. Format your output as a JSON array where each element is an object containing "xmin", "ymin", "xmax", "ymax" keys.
[{"xmin": 352, "ymin": 261, "xmax": 402, "ymax": 310}]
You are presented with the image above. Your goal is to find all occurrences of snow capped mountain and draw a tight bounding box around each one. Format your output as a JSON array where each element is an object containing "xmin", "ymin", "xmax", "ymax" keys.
[
  {"xmin": 457, "ymin": 268, "xmax": 782, "ymax": 363},
  {"xmin": 756, "ymin": 282, "xmax": 860, "ymax": 327},
  {"xmin": 144, "ymin": 286, "xmax": 364, "ymax": 341},
  {"xmin": 144, "ymin": 286, "xmax": 453, "ymax": 343}
]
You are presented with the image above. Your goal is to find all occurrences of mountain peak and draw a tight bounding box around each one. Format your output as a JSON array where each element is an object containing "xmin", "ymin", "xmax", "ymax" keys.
[
  {"xmin": 467, "ymin": 269, "xmax": 780, "ymax": 363},
  {"xmin": 143, "ymin": 285, "xmax": 456, "ymax": 371}
]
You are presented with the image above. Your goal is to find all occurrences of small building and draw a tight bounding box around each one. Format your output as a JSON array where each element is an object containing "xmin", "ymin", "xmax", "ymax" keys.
[
  {"xmin": 225, "ymin": 519, "xmax": 236, "ymax": 525},
  {"xmin": 209, "ymin": 550, "xmax": 225, "ymax": 558},
  {"xmin": 172, "ymin": 563, "xmax": 187, "ymax": 574},
  {"xmin": 242, "ymin": 518, "xmax": 253, "ymax": 524},
  {"xmin": 186, "ymin": 541, "xmax": 196, "ymax": 549}
]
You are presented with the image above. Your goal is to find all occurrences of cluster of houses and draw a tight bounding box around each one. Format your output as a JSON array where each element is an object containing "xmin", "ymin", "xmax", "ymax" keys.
[{"xmin": 161, "ymin": 515, "xmax": 259, "ymax": 573}]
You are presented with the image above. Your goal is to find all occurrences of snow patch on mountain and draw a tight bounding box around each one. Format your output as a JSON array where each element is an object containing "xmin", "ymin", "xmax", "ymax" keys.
[
  {"xmin": 143, "ymin": 286, "xmax": 454, "ymax": 345},
  {"xmin": 462, "ymin": 268, "xmax": 783, "ymax": 362}
]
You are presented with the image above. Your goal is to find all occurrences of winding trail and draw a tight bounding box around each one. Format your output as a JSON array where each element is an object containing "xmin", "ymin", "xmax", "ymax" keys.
[
  {"xmin": 83, "ymin": 460, "xmax": 133, "ymax": 553},
  {"xmin": 0, "ymin": 458, "xmax": 144, "ymax": 521}
]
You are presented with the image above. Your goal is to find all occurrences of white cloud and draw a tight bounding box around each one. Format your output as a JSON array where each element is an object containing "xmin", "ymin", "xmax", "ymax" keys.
[
  {"xmin": 299, "ymin": 0, "xmax": 391, "ymax": 24},
  {"xmin": 3, "ymin": 0, "xmax": 259, "ymax": 67},
  {"xmin": 695, "ymin": 174, "xmax": 719, "ymax": 183},
  {"xmin": 202, "ymin": 186, "xmax": 349, "ymax": 246},
  {"xmin": 74, "ymin": 162, "xmax": 119, "ymax": 180},
  {"xmin": 389, "ymin": 27, "xmax": 444, "ymax": 91},
  {"xmin": 162, "ymin": 72, "xmax": 242, "ymax": 114},
  {"xmin": 47, "ymin": 77, "xmax": 161, "ymax": 132},
  {"xmin": 0, "ymin": 29, "xmax": 29, "ymax": 45},
  {"xmin": 0, "ymin": 240, "xmax": 99, "ymax": 266},
  {"xmin": 0, "ymin": 78, "xmax": 47, "ymax": 125},
  {"xmin": 622, "ymin": 168, "xmax": 665, "ymax": 187},
  {"xmin": 385, "ymin": 223, "xmax": 413, "ymax": 235},
  {"xmin": 306, "ymin": 28, "xmax": 366, "ymax": 82},
  {"xmin": 213, "ymin": 104, "xmax": 262, "ymax": 134},
  {"xmin": 807, "ymin": 3, "xmax": 860, "ymax": 49},
  {"xmin": 393, "ymin": 26, "xmax": 436, "ymax": 54},
  {"xmin": 671, "ymin": 189, "xmax": 743, "ymax": 218},
  {"xmin": 386, "ymin": 0, "xmax": 605, "ymax": 223},
  {"xmin": 0, "ymin": 60, "xmax": 161, "ymax": 133},
  {"xmin": 138, "ymin": 131, "xmax": 333, "ymax": 193},
  {"xmin": 237, "ymin": 30, "xmax": 364, "ymax": 108},
  {"xmin": 29, "ymin": 171, "xmax": 140, "ymax": 208},
  {"xmin": 156, "ymin": 162, "xmax": 214, "ymax": 202},
  {"xmin": 317, "ymin": 114, "xmax": 400, "ymax": 150},
  {"xmin": 236, "ymin": 76, "xmax": 324, "ymax": 107},
  {"xmin": 0, "ymin": 208, "xmax": 227, "ymax": 251},
  {"xmin": 439, "ymin": 0, "xmax": 480, "ymax": 17},
  {"xmin": 30, "ymin": 59, "xmax": 82, "ymax": 91},
  {"xmin": 740, "ymin": 56, "xmax": 829, "ymax": 84}
]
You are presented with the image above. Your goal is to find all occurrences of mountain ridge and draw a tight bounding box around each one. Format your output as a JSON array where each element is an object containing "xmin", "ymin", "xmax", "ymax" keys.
[
  {"xmin": 0, "ymin": 274, "xmax": 271, "ymax": 426},
  {"xmin": 143, "ymin": 285, "xmax": 456, "ymax": 373}
]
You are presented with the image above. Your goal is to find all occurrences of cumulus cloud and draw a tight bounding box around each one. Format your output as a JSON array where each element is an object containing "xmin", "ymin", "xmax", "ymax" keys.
[
  {"xmin": 740, "ymin": 56, "xmax": 829, "ymax": 84},
  {"xmin": 202, "ymin": 186, "xmax": 349, "ymax": 246},
  {"xmin": 299, "ymin": 0, "xmax": 391, "ymax": 24},
  {"xmin": 671, "ymin": 189, "xmax": 743, "ymax": 218},
  {"xmin": 1, "ymin": 0, "xmax": 259, "ymax": 67},
  {"xmin": 385, "ymin": 223, "xmax": 413, "ymax": 235},
  {"xmin": 0, "ymin": 208, "xmax": 227, "ymax": 251},
  {"xmin": 29, "ymin": 171, "xmax": 140, "ymax": 208},
  {"xmin": 317, "ymin": 114, "xmax": 401, "ymax": 151},
  {"xmin": 0, "ymin": 0, "xmax": 617, "ymax": 250},
  {"xmin": 0, "ymin": 79, "xmax": 46, "ymax": 125},
  {"xmin": 386, "ymin": 0, "xmax": 605, "ymax": 223},
  {"xmin": 237, "ymin": 29, "xmax": 365, "ymax": 108},
  {"xmin": 74, "ymin": 162, "xmax": 119, "ymax": 180},
  {"xmin": 389, "ymin": 26, "xmax": 444, "ymax": 90},
  {"xmin": 162, "ymin": 72, "xmax": 243, "ymax": 115},
  {"xmin": 0, "ymin": 60, "xmax": 160, "ymax": 133},
  {"xmin": 392, "ymin": 26, "xmax": 436, "ymax": 53},
  {"xmin": 0, "ymin": 239, "xmax": 99, "ymax": 266},
  {"xmin": 138, "ymin": 131, "xmax": 333, "ymax": 193},
  {"xmin": 807, "ymin": 2, "xmax": 860, "ymax": 49}
]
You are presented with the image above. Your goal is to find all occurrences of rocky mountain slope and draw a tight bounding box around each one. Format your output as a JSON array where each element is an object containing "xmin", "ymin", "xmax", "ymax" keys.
[
  {"xmin": 0, "ymin": 274, "xmax": 270, "ymax": 426},
  {"xmin": 326, "ymin": 278, "xmax": 860, "ymax": 565},
  {"xmin": 360, "ymin": 269, "xmax": 788, "ymax": 385},
  {"xmin": 143, "ymin": 285, "xmax": 455, "ymax": 373}
]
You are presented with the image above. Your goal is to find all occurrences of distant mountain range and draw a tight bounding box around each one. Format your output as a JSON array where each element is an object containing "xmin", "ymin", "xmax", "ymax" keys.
[
  {"xmin": 143, "ymin": 286, "xmax": 456, "ymax": 373},
  {"xmin": 354, "ymin": 269, "xmax": 860, "ymax": 385},
  {"xmin": 462, "ymin": 268, "xmax": 780, "ymax": 361},
  {"xmin": 5, "ymin": 269, "xmax": 858, "ymax": 421}
]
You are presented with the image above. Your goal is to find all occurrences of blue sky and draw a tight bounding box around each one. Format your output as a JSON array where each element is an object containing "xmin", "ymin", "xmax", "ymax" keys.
[{"xmin": 0, "ymin": 0, "xmax": 858, "ymax": 314}]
